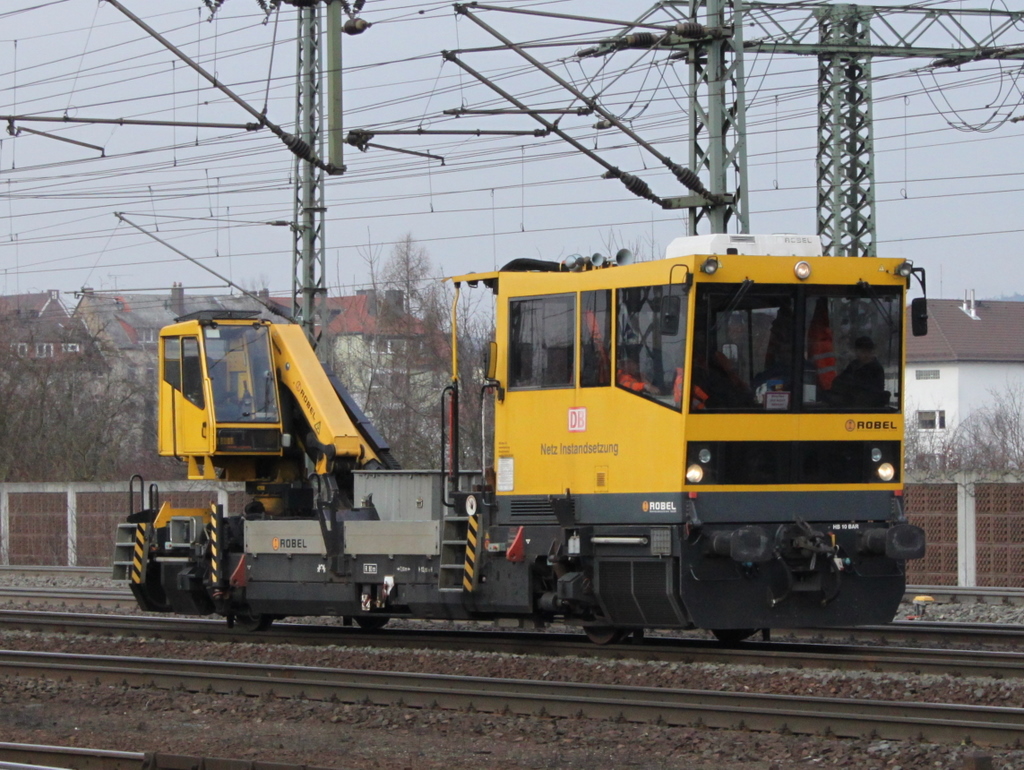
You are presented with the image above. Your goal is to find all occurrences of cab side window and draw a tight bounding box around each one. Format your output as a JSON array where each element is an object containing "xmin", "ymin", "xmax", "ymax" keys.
[
  {"xmin": 163, "ymin": 337, "xmax": 181, "ymax": 391},
  {"xmin": 181, "ymin": 337, "xmax": 206, "ymax": 409},
  {"xmin": 580, "ymin": 290, "xmax": 611, "ymax": 387},
  {"xmin": 616, "ymin": 284, "xmax": 687, "ymax": 409},
  {"xmin": 508, "ymin": 294, "xmax": 575, "ymax": 389}
]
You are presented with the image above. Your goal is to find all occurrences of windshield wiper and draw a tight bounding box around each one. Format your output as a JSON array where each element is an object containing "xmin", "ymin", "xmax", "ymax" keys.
[
  {"xmin": 857, "ymin": 280, "xmax": 897, "ymax": 334},
  {"xmin": 710, "ymin": 278, "xmax": 754, "ymax": 335}
]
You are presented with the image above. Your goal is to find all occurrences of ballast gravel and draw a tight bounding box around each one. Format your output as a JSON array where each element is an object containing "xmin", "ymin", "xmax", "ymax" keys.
[{"xmin": 1, "ymin": 574, "xmax": 1022, "ymax": 768}]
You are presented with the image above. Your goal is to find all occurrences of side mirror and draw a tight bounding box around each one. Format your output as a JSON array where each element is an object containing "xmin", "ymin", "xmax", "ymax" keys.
[
  {"xmin": 911, "ymin": 297, "xmax": 928, "ymax": 337},
  {"xmin": 486, "ymin": 341, "xmax": 498, "ymax": 380}
]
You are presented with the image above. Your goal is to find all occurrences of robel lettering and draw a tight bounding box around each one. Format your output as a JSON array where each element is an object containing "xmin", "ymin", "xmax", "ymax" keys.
[
  {"xmin": 855, "ymin": 420, "xmax": 896, "ymax": 431},
  {"xmin": 644, "ymin": 501, "xmax": 677, "ymax": 513}
]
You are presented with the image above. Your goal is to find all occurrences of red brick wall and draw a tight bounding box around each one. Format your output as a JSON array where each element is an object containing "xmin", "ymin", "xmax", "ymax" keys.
[
  {"xmin": 974, "ymin": 484, "xmax": 1024, "ymax": 588},
  {"xmin": 8, "ymin": 492, "xmax": 67, "ymax": 565},
  {"xmin": 905, "ymin": 483, "xmax": 958, "ymax": 585}
]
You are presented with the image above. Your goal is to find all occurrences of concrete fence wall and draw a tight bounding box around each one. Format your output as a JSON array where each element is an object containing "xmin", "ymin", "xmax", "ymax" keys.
[
  {"xmin": 905, "ymin": 477, "xmax": 1024, "ymax": 587},
  {"xmin": 0, "ymin": 481, "xmax": 243, "ymax": 568},
  {"xmin": 0, "ymin": 477, "xmax": 1017, "ymax": 586}
]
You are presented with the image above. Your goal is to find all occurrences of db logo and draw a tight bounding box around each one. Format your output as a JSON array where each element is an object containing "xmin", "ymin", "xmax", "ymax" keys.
[
  {"xmin": 568, "ymin": 407, "xmax": 587, "ymax": 433},
  {"xmin": 272, "ymin": 537, "xmax": 280, "ymax": 550},
  {"xmin": 845, "ymin": 420, "xmax": 856, "ymax": 432}
]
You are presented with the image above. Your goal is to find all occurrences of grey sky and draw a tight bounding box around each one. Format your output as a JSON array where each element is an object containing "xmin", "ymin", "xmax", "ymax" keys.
[{"xmin": 1, "ymin": 0, "xmax": 1022, "ymax": 303}]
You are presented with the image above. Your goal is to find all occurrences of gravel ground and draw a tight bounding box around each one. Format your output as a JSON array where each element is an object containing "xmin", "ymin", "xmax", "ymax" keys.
[{"xmin": 1, "ymin": 573, "xmax": 1022, "ymax": 768}]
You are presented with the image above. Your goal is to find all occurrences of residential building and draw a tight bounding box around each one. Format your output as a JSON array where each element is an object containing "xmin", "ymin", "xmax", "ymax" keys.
[
  {"xmin": 904, "ymin": 294, "xmax": 1024, "ymax": 438},
  {"xmin": 0, "ymin": 290, "xmax": 92, "ymax": 360}
]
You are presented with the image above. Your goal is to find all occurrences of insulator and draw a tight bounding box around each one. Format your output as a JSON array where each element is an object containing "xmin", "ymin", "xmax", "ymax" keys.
[
  {"xmin": 620, "ymin": 172, "xmax": 658, "ymax": 203},
  {"xmin": 672, "ymin": 164, "xmax": 703, "ymax": 192},
  {"xmin": 675, "ymin": 21, "xmax": 706, "ymax": 38},
  {"xmin": 280, "ymin": 133, "xmax": 315, "ymax": 163},
  {"xmin": 624, "ymin": 32, "xmax": 658, "ymax": 48},
  {"xmin": 344, "ymin": 18, "xmax": 370, "ymax": 35}
]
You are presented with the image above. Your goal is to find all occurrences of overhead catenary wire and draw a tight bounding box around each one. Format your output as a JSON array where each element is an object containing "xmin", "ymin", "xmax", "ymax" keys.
[{"xmin": 0, "ymin": 0, "xmax": 1020, "ymax": 298}]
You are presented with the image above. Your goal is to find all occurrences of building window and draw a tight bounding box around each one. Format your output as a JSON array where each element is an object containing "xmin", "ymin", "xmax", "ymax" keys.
[
  {"xmin": 915, "ymin": 369, "xmax": 940, "ymax": 380},
  {"xmin": 61, "ymin": 343, "xmax": 81, "ymax": 354},
  {"xmin": 11, "ymin": 343, "xmax": 27, "ymax": 357},
  {"xmin": 35, "ymin": 343, "xmax": 54, "ymax": 358},
  {"xmin": 139, "ymin": 328, "xmax": 157, "ymax": 344},
  {"xmin": 918, "ymin": 410, "xmax": 946, "ymax": 430}
]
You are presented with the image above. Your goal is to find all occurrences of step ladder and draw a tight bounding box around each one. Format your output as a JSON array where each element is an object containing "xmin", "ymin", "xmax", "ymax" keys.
[
  {"xmin": 112, "ymin": 522, "xmax": 141, "ymax": 582},
  {"xmin": 438, "ymin": 513, "xmax": 470, "ymax": 592}
]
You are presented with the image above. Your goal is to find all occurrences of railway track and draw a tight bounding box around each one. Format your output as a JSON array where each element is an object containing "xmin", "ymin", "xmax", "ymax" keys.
[
  {"xmin": 2, "ymin": 646, "xmax": 1022, "ymax": 748},
  {"xmin": 0, "ymin": 587, "xmax": 135, "ymax": 610},
  {"xmin": 0, "ymin": 743, "xmax": 334, "ymax": 770},
  {"xmin": 0, "ymin": 566, "xmax": 109, "ymax": 580},
  {"xmin": 2, "ymin": 581, "xmax": 1023, "ymax": 647},
  {"xmin": 2, "ymin": 609, "xmax": 1024, "ymax": 681}
]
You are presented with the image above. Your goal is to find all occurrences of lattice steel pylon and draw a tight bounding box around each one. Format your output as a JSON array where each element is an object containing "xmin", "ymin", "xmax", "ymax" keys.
[
  {"xmin": 292, "ymin": 3, "xmax": 328, "ymax": 347},
  {"xmin": 633, "ymin": 2, "xmax": 1024, "ymax": 254},
  {"xmin": 815, "ymin": 4, "xmax": 875, "ymax": 257},
  {"xmin": 685, "ymin": 0, "xmax": 749, "ymax": 236}
]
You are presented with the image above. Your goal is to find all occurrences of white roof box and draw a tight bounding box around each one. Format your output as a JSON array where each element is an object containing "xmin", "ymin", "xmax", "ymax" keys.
[{"xmin": 664, "ymin": 234, "xmax": 823, "ymax": 259}]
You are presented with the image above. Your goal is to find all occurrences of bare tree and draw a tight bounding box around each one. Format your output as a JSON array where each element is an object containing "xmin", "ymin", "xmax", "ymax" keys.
[
  {"xmin": 906, "ymin": 383, "xmax": 1024, "ymax": 481},
  {"xmin": 324, "ymin": 234, "xmax": 493, "ymax": 470},
  {"xmin": 0, "ymin": 321, "xmax": 167, "ymax": 482}
]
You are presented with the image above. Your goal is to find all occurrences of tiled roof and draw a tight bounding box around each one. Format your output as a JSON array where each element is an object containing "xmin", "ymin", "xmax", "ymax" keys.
[
  {"xmin": 0, "ymin": 291, "xmax": 69, "ymax": 319},
  {"xmin": 271, "ymin": 293, "xmax": 426, "ymax": 337},
  {"xmin": 906, "ymin": 298, "xmax": 1024, "ymax": 363},
  {"xmin": 74, "ymin": 291, "xmax": 272, "ymax": 350}
]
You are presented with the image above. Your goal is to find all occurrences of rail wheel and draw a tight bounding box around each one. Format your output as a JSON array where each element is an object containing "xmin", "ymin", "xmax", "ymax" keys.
[
  {"xmin": 584, "ymin": 625, "xmax": 628, "ymax": 645},
  {"xmin": 233, "ymin": 612, "xmax": 274, "ymax": 632},
  {"xmin": 711, "ymin": 628, "xmax": 757, "ymax": 644},
  {"xmin": 354, "ymin": 616, "xmax": 389, "ymax": 631}
]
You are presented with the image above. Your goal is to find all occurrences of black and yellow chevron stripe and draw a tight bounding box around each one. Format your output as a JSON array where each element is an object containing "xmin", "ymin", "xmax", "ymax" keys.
[{"xmin": 462, "ymin": 512, "xmax": 479, "ymax": 592}]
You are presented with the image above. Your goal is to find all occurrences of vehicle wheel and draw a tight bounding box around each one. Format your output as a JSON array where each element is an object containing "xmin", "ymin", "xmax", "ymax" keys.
[
  {"xmin": 233, "ymin": 612, "xmax": 273, "ymax": 632},
  {"xmin": 354, "ymin": 616, "xmax": 389, "ymax": 631},
  {"xmin": 711, "ymin": 628, "xmax": 757, "ymax": 644},
  {"xmin": 584, "ymin": 625, "xmax": 628, "ymax": 645}
]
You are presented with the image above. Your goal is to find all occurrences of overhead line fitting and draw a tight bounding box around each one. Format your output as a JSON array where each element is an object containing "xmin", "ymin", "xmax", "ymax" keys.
[
  {"xmin": 107, "ymin": 0, "xmax": 344, "ymax": 176},
  {"xmin": 576, "ymin": 22, "xmax": 732, "ymax": 59}
]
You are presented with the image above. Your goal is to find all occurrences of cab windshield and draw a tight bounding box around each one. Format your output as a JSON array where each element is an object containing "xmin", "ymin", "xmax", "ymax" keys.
[
  {"xmin": 690, "ymin": 283, "xmax": 901, "ymax": 413},
  {"xmin": 203, "ymin": 324, "xmax": 280, "ymax": 423}
]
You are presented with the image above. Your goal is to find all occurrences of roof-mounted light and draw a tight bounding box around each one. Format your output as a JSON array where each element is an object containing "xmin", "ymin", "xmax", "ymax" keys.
[
  {"xmin": 794, "ymin": 261, "xmax": 812, "ymax": 280},
  {"xmin": 700, "ymin": 257, "xmax": 720, "ymax": 275},
  {"xmin": 896, "ymin": 260, "xmax": 914, "ymax": 278}
]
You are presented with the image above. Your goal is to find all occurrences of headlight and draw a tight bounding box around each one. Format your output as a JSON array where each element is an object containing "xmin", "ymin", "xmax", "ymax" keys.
[
  {"xmin": 700, "ymin": 257, "xmax": 720, "ymax": 275},
  {"xmin": 877, "ymin": 462, "xmax": 895, "ymax": 481},
  {"xmin": 698, "ymin": 448, "xmax": 712, "ymax": 464},
  {"xmin": 870, "ymin": 447, "xmax": 882, "ymax": 463},
  {"xmin": 686, "ymin": 463, "xmax": 704, "ymax": 483},
  {"xmin": 794, "ymin": 261, "xmax": 812, "ymax": 280}
]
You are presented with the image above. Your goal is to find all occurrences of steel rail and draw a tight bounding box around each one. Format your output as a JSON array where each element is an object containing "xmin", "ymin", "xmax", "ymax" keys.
[
  {"xmin": 2, "ymin": 610, "xmax": 1024, "ymax": 681},
  {"xmin": 2, "ymin": 648, "xmax": 1023, "ymax": 747},
  {"xmin": 0, "ymin": 743, "xmax": 142, "ymax": 770},
  {"xmin": 0, "ymin": 588, "xmax": 135, "ymax": 610},
  {"xmin": 0, "ymin": 567, "xmax": 108, "ymax": 579},
  {"xmin": 906, "ymin": 585, "xmax": 1024, "ymax": 606},
  {"xmin": 0, "ymin": 743, "xmax": 338, "ymax": 770}
]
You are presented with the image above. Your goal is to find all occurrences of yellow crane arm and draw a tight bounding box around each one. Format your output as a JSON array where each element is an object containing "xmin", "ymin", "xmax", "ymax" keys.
[{"xmin": 269, "ymin": 323, "xmax": 397, "ymax": 471}]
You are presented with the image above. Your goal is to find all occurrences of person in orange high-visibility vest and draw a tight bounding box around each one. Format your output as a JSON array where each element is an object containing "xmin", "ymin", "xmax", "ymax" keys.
[
  {"xmin": 807, "ymin": 296, "xmax": 837, "ymax": 390},
  {"xmin": 617, "ymin": 357, "xmax": 661, "ymax": 395}
]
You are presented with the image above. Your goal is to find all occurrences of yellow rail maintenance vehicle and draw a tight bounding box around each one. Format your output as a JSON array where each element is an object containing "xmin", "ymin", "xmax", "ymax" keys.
[{"xmin": 115, "ymin": 233, "xmax": 927, "ymax": 643}]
